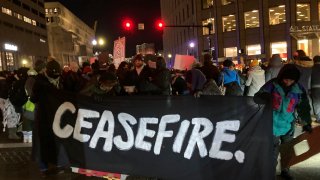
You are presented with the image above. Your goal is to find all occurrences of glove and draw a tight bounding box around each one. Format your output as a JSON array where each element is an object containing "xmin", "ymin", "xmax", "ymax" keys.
[{"xmin": 302, "ymin": 124, "xmax": 312, "ymax": 133}]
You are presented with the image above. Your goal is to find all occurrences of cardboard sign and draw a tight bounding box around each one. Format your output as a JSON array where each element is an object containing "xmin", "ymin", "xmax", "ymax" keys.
[
  {"xmin": 280, "ymin": 126, "xmax": 320, "ymax": 168},
  {"xmin": 173, "ymin": 54, "xmax": 195, "ymax": 70}
]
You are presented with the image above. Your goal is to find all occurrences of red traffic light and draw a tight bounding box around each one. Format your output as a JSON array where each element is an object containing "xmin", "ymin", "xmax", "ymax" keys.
[
  {"xmin": 123, "ymin": 19, "xmax": 134, "ymax": 30},
  {"xmin": 156, "ymin": 20, "xmax": 165, "ymax": 30}
]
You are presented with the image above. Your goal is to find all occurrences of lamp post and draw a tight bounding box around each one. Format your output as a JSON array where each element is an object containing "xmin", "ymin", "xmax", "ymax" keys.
[
  {"xmin": 188, "ymin": 42, "xmax": 195, "ymax": 56},
  {"xmin": 168, "ymin": 53, "xmax": 172, "ymax": 68},
  {"xmin": 22, "ymin": 59, "xmax": 27, "ymax": 67}
]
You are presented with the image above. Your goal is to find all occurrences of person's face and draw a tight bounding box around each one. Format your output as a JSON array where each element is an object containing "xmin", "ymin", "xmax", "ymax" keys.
[
  {"xmin": 134, "ymin": 59, "xmax": 143, "ymax": 68},
  {"xmin": 282, "ymin": 79, "xmax": 295, "ymax": 87}
]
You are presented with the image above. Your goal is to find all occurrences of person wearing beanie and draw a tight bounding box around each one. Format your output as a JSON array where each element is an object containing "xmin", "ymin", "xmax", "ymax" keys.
[
  {"xmin": 265, "ymin": 54, "xmax": 283, "ymax": 82},
  {"xmin": 254, "ymin": 64, "xmax": 312, "ymax": 180},
  {"xmin": 311, "ymin": 55, "xmax": 320, "ymax": 122},
  {"xmin": 245, "ymin": 60, "xmax": 265, "ymax": 96}
]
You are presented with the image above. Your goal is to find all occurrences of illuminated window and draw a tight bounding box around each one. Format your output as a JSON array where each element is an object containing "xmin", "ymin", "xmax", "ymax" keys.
[
  {"xmin": 45, "ymin": 8, "xmax": 48, "ymax": 14},
  {"xmin": 202, "ymin": 0, "xmax": 214, "ymax": 9},
  {"xmin": 222, "ymin": 14, "xmax": 236, "ymax": 32},
  {"xmin": 49, "ymin": 8, "xmax": 53, "ymax": 14},
  {"xmin": 247, "ymin": 44, "xmax": 261, "ymax": 55},
  {"xmin": 32, "ymin": 20, "xmax": 37, "ymax": 26},
  {"xmin": 1, "ymin": 7, "xmax": 12, "ymax": 16},
  {"xmin": 224, "ymin": 47, "xmax": 237, "ymax": 57},
  {"xmin": 13, "ymin": 12, "xmax": 23, "ymax": 20},
  {"xmin": 23, "ymin": 16, "xmax": 32, "ymax": 24},
  {"xmin": 202, "ymin": 18, "xmax": 215, "ymax": 35},
  {"xmin": 244, "ymin": 10, "xmax": 259, "ymax": 29},
  {"xmin": 269, "ymin": 5, "xmax": 286, "ymax": 25},
  {"xmin": 222, "ymin": 0, "xmax": 233, "ymax": 6},
  {"xmin": 297, "ymin": 4, "xmax": 310, "ymax": 22},
  {"xmin": 271, "ymin": 42, "xmax": 287, "ymax": 60},
  {"xmin": 54, "ymin": 8, "xmax": 59, "ymax": 13}
]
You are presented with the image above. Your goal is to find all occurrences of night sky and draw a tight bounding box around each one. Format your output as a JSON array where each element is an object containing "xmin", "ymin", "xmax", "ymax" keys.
[{"xmin": 46, "ymin": 0, "xmax": 163, "ymax": 56}]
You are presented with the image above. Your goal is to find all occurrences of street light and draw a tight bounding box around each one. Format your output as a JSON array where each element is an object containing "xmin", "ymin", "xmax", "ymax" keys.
[
  {"xmin": 98, "ymin": 38, "xmax": 105, "ymax": 46},
  {"xmin": 92, "ymin": 39, "xmax": 97, "ymax": 46},
  {"xmin": 22, "ymin": 59, "xmax": 27, "ymax": 67},
  {"xmin": 168, "ymin": 54, "xmax": 172, "ymax": 68},
  {"xmin": 187, "ymin": 42, "xmax": 195, "ymax": 56}
]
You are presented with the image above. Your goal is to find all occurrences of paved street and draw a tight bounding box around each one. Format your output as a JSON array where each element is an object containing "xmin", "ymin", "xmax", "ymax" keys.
[{"xmin": 0, "ymin": 126, "xmax": 319, "ymax": 180}]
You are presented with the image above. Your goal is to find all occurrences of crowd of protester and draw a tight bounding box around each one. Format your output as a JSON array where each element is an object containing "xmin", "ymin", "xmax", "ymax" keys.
[{"xmin": 0, "ymin": 49, "xmax": 319, "ymax": 179}]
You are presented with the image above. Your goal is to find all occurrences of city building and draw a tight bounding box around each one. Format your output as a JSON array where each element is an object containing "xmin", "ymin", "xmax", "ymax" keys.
[
  {"xmin": 45, "ymin": 2, "xmax": 95, "ymax": 66},
  {"xmin": 0, "ymin": 0, "xmax": 48, "ymax": 71},
  {"xmin": 160, "ymin": 0, "xmax": 320, "ymax": 64},
  {"xmin": 136, "ymin": 43, "xmax": 156, "ymax": 55}
]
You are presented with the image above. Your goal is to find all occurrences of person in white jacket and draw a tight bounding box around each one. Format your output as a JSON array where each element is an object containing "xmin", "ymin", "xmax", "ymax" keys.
[{"xmin": 245, "ymin": 60, "xmax": 265, "ymax": 96}]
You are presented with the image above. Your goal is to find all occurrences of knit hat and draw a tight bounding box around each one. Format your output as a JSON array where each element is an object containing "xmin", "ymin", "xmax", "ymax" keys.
[
  {"xmin": 34, "ymin": 60, "xmax": 46, "ymax": 73},
  {"xmin": 27, "ymin": 69, "xmax": 38, "ymax": 76},
  {"xmin": 313, "ymin": 55, "xmax": 320, "ymax": 63},
  {"xmin": 277, "ymin": 64, "xmax": 300, "ymax": 82},
  {"xmin": 250, "ymin": 60, "xmax": 259, "ymax": 68},
  {"xmin": 46, "ymin": 60, "xmax": 61, "ymax": 77}
]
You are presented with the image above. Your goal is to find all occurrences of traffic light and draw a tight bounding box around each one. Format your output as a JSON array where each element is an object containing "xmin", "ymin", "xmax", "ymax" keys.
[
  {"xmin": 155, "ymin": 20, "xmax": 165, "ymax": 30},
  {"xmin": 123, "ymin": 19, "xmax": 134, "ymax": 31}
]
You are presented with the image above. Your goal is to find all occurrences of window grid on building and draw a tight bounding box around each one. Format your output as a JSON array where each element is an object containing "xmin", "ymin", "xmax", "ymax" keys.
[
  {"xmin": 2, "ymin": 7, "xmax": 12, "ymax": 16},
  {"xmin": 297, "ymin": 4, "xmax": 310, "ymax": 22},
  {"xmin": 244, "ymin": 10, "xmax": 259, "ymax": 29},
  {"xmin": 222, "ymin": 14, "xmax": 236, "ymax": 32},
  {"xmin": 269, "ymin": 5, "xmax": 286, "ymax": 25},
  {"xmin": 202, "ymin": 18, "xmax": 215, "ymax": 35}
]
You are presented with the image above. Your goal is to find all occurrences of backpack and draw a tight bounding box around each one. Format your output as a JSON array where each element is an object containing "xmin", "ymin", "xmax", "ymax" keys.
[{"xmin": 8, "ymin": 79, "xmax": 28, "ymax": 107}]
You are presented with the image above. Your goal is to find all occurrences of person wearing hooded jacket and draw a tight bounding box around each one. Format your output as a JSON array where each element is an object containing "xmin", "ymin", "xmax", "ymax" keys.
[
  {"xmin": 254, "ymin": 64, "xmax": 312, "ymax": 180},
  {"xmin": 219, "ymin": 59, "xmax": 243, "ymax": 96},
  {"xmin": 265, "ymin": 54, "xmax": 283, "ymax": 82},
  {"xmin": 245, "ymin": 60, "xmax": 265, "ymax": 96}
]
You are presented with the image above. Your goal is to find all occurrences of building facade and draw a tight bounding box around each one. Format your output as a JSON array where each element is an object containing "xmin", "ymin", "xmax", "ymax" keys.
[
  {"xmin": 45, "ymin": 2, "xmax": 95, "ymax": 66},
  {"xmin": 161, "ymin": 0, "xmax": 320, "ymax": 63},
  {"xmin": 136, "ymin": 43, "xmax": 156, "ymax": 55},
  {"xmin": 0, "ymin": 0, "xmax": 48, "ymax": 71}
]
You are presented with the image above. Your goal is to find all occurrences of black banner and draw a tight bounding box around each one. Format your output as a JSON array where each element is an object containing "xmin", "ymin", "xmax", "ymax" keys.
[{"xmin": 44, "ymin": 89, "xmax": 273, "ymax": 180}]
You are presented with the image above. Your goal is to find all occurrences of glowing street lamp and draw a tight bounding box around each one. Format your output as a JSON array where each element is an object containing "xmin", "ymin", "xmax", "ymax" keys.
[
  {"xmin": 168, "ymin": 54, "xmax": 172, "ymax": 58},
  {"xmin": 98, "ymin": 38, "xmax": 105, "ymax": 46},
  {"xmin": 92, "ymin": 39, "xmax": 97, "ymax": 46},
  {"xmin": 22, "ymin": 59, "xmax": 27, "ymax": 67},
  {"xmin": 189, "ymin": 42, "xmax": 195, "ymax": 48}
]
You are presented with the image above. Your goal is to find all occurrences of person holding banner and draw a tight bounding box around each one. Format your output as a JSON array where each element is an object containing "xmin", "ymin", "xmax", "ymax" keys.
[{"xmin": 254, "ymin": 64, "xmax": 312, "ymax": 180}]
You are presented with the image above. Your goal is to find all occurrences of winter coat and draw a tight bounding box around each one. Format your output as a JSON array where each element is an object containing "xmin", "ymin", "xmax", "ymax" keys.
[
  {"xmin": 30, "ymin": 74, "xmax": 67, "ymax": 166},
  {"xmin": 311, "ymin": 63, "xmax": 320, "ymax": 89},
  {"xmin": 245, "ymin": 66, "xmax": 265, "ymax": 96},
  {"xmin": 254, "ymin": 79, "xmax": 311, "ymax": 136},
  {"xmin": 200, "ymin": 62, "xmax": 220, "ymax": 84},
  {"xmin": 265, "ymin": 56, "xmax": 283, "ymax": 82},
  {"xmin": 124, "ymin": 66, "xmax": 153, "ymax": 95},
  {"xmin": 295, "ymin": 60, "xmax": 314, "ymax": 91},
  {"xmin": 220, "ymin": 68, "xmax": 242, "ymax": 96}
]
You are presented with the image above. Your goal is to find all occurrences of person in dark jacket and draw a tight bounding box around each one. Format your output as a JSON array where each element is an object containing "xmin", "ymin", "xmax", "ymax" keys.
[
  {"xmin": 123, "ymin": 54, "xmax": 152, "ymax": 95},
  {"xmin": 200, "ymin": 54, "xmax": 220, "ymax": 84},
  {"xmin": 31, "ymin": 59, "xmax": 68, "ymax": 177},
  {"xmin": 265, "ymin": 54, "xmax": 283, "ymax": 82},
  {"xmin": 149, "ymin": 56, "xmax": 171, "ymax": 95},
  {"xmin": 311, "ymin": 55, "xmax": 320, "ymax": 122},
  {"xmin": 254, "ymin": 64, "xmax": 312, "ymax": 180}
]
